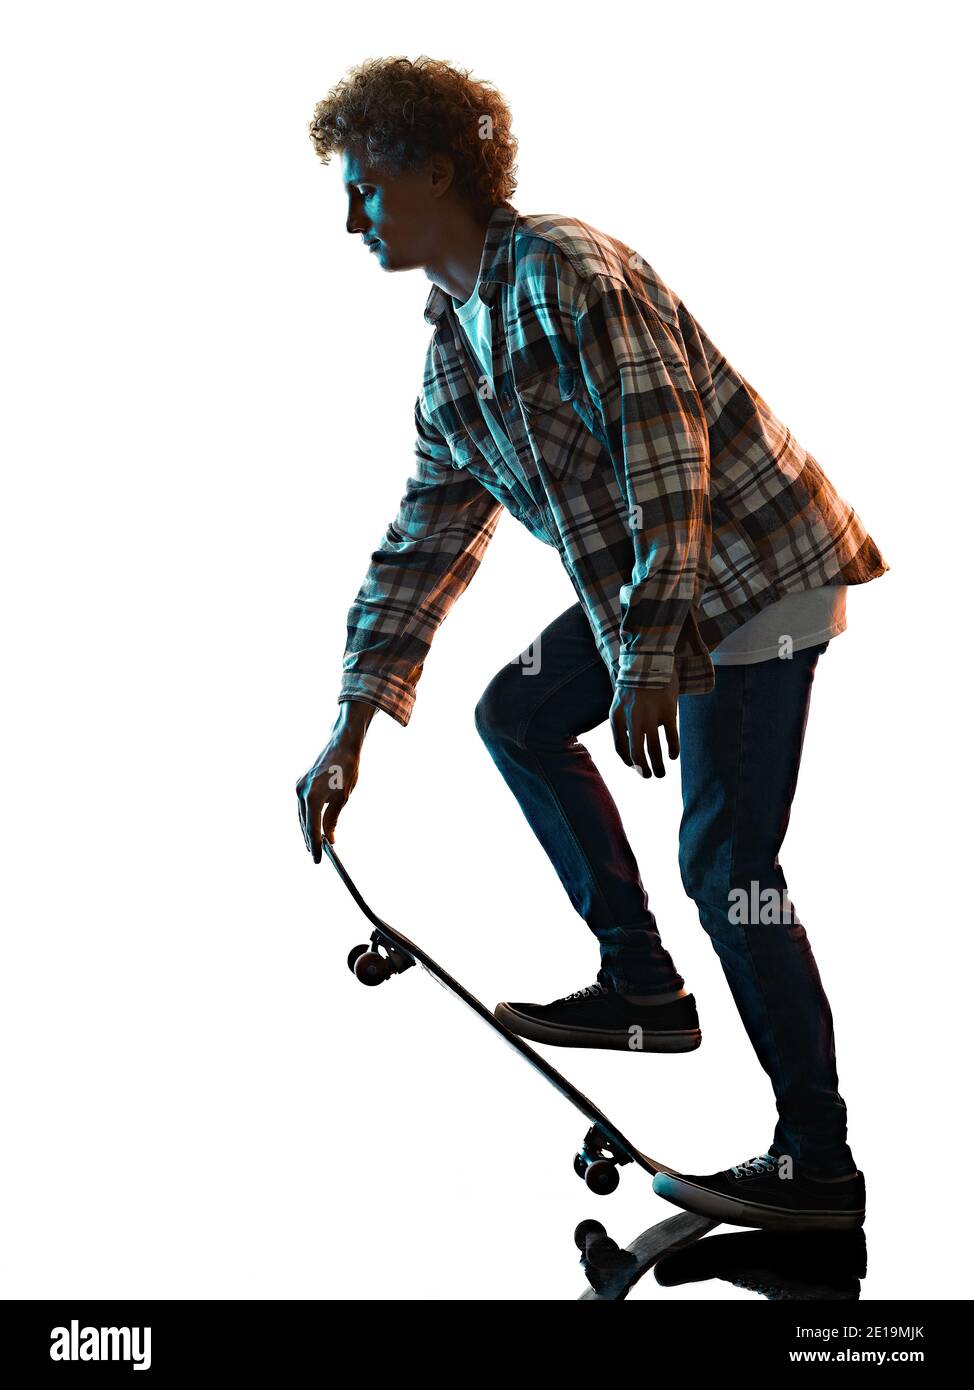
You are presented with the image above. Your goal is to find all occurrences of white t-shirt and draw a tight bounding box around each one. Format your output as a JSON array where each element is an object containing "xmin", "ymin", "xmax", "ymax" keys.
[
  {"xmin": 453, "ymin": 281, "xmax": 494, "ymax": 380},
  {"xmin": 708, "ymin": 585, "xmax": 846, "ymax": 664},
  {"xmin": 452, "ymin": 282, "xmax": 846, "ymax": 667}
]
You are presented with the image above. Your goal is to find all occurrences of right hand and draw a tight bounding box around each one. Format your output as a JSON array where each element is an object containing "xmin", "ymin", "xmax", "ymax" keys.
[{"xmin": 296, "ymin": 704, "xmax": 373, "ymax": 861}]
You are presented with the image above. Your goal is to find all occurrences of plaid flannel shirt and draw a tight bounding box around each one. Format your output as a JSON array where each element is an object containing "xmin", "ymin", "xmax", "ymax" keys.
[{"xmin": 337, "ymin": 202, "xmax": 889, "ymax": 727}]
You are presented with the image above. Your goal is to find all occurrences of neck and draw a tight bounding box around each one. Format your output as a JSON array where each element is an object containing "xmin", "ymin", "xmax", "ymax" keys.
[{"xmin": 424, "ymin": 205, "xmax": 493, "ymax": 302}]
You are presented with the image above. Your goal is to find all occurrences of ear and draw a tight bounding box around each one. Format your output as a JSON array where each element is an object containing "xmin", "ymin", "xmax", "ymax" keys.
[{"xmin": 428, "ymin": 151, "xmax": 456, "ymax": 198}]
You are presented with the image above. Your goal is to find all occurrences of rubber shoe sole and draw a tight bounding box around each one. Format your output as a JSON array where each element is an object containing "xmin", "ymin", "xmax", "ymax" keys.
[{"xmin": 494, "ymin": 1002, "xmax": 702, "ymax": 1053}]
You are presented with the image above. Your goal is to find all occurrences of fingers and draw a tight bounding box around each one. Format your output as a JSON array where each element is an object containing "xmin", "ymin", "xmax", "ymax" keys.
[
  {"xmin": 298, "ymin": 751, "xmax": 356, "ymax": 861},
  {"xmin": 312, "ymin": 791, "xmax": 342, "ymax": 863},
  {"xmin": 628, "ymin": 718, "xmax": 653, "ymax": 778},
  {"xmin": 611, "ymin": 692, "xmax": 678, "ymax": 778},
  {"xmin": 613, "ymin": 705, "xmax": 657, "ymax": 777},
  {"xmin": 626, "ymin": 717, "xmax": 664, "ymax": 777},
  {"xmin": 296, "ymin": 780, "xmax": 311, "ymax": 853},
  {"xmin": 318, "ymin": 782, "xmax": 352, "ymax": 856},
  {"xmin": 297, "ymin": 781, "xmax": 332, "ymax": 863},
  {"xmin": 310, "ymin": 795, "xmax": 324, "ymax": 862},
  {"xmin": 643, "ymin": 724, "xmax": 666, "ymax": 779},
  {"xmin": 321, "ymin": 797, "xmax": 344, "ymax": 852}
]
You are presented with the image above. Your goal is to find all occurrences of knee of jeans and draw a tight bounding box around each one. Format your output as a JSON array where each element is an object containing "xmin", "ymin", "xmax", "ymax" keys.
[
  {"xmin": 473, "ymin": 674, "xmax": 520, "ymax": 745},
  {"xmin": 678, "ymin": 840, "xmax": 725, "ymax": 905},
  {"xmin": 678, "ymin": 842, "xmax": 703, "ymax": 900}
]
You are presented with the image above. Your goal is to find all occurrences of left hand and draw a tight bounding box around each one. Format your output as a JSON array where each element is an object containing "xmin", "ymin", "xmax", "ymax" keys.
[{"xmin": 609, "ymin": 666, "xmax": 680, "ymax": 776}]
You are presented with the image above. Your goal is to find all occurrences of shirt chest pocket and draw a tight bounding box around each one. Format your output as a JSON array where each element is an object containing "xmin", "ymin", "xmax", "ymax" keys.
[
  {"xmin": 513, "ymin": 365, "xmax": 606, "ymax": 483},
  {"xmin": 447, "ymin": 431, "xmax": 525, "ymax": 511}
]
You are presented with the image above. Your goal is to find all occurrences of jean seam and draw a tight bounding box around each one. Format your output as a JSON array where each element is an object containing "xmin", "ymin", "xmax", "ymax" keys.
[{"xmin": 730, "ymin": 662, "xmax": 789, "ymax": 1152}]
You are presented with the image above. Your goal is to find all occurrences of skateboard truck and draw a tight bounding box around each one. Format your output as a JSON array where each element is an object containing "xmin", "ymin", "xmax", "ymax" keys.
[
  {"xmin": 573, "ymin": 1124, "xmax": 633, "ymax": 1195},
  {"xmin": 347, "ymin": 935, "xmax": 415, "ymax": 986}
]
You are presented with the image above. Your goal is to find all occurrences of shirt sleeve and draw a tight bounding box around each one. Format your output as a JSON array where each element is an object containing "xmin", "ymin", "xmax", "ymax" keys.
[
  {"xmin": 571, "ymin": 272, "xmax": 713, "ymax": 691},
  {"xmin": 337, "ymin": 394, "xmax": 504, "ymax": 727}
]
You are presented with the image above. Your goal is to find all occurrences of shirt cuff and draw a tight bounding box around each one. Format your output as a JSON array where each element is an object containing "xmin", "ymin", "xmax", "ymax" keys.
[
  {"xmin": 615, "ymin": 650, "xmax": 676, "ymax": 688},
  {"xmin": 337, "ymin": 674, "xmax": 415, "ymax": 728}
]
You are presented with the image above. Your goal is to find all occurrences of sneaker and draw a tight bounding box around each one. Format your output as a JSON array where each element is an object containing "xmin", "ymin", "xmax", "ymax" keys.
[
  {"xmin": 493, "ymin": 982, "xmax": 701, "ymax": 1053},
  {"xmin": 652, "ymin": 1153, "xmax": 866, "ymax": 1233}
]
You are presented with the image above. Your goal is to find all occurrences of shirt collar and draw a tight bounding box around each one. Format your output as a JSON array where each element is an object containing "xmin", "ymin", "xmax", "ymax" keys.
[{"xmin": 423, "ymin": 201, "xmax": 520, "ymax": 326}]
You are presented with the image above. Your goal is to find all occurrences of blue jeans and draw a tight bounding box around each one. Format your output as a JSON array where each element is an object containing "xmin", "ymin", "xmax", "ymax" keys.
[{"xmin": 474, "ymin": 601, "xmax": 855, "ymax": 1176}]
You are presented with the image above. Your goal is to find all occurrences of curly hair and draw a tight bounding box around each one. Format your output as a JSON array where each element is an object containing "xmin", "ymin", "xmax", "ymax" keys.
[{"xmin": 309, "ymin": 55, "xmax": 518, "ymax": 214}]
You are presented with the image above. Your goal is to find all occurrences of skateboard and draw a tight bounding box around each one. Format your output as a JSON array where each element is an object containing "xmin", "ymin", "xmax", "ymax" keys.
[{"xmin": 323, "ymin": 838, "xmax": 686, "ymax": 1195}]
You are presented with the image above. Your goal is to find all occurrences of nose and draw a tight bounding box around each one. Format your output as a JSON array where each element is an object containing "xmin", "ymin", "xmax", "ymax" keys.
[{"xmin": 346, "ymin": 193, "xmax": 370, "ymax": 239}]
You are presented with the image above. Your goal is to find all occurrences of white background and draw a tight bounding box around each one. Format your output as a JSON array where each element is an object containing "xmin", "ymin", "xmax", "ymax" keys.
[{"xmin": 2, "ymin": 0, "xmax": 970, "ymax": 1300}]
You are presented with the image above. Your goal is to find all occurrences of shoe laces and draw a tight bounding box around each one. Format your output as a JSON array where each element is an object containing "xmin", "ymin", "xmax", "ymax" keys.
[
  {"xmin": 556, "ymin": 982, "xmax": 609, "ymax": 1004},
  {"xmin": 728, "ymin": 1153, "xmax": 779, "ymax": 1181}
]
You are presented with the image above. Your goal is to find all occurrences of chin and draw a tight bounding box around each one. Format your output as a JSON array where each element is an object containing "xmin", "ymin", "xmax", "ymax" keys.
[{"xmin": 379, "ymin": 250, "xmax": 419, "ymax": 273}]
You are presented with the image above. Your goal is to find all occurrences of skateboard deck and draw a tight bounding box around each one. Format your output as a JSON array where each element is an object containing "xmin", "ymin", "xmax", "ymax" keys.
[{"xmin": 323, "ymin": 838, "xmax": 685, "ymax": 1194}]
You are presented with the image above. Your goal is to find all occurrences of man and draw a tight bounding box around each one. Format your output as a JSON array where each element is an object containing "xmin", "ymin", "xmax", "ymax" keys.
[{"xmin": 297, "ymin": 57, "xmax": 889, "ymax": 1233}]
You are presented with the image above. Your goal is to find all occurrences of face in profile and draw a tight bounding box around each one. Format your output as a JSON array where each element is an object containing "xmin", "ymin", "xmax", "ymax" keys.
[{"xmin": 342, "ymin": 145, "xmax": 454, "ymax": 272}]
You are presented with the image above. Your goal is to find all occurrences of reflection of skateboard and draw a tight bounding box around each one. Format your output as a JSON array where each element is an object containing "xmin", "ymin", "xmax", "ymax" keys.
[
  {"xmin": 576, "ymin": 1212, "xmax": 718, "ymax": 1300},
  {"xmin": 323, "ymin": 839, "xmax": 685, "ymax": 1195}
]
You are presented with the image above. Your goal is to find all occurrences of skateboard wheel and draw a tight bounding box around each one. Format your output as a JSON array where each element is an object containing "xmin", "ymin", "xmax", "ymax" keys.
[
  {"xmin": 354, "ymin": 951, "xmax": 392, "ymax": 986},
  {"xmin": 584, "ymin": 1160, "xmax": 620, "ymax": 1196},
  {"xmin": 347, "ymin": 944, "xmax": 371, "ymax": 973},
  {"xmin": 574, "ymin": 1219, "xmax": 606, "ymax": 1251},
  {"xmin": 573, "ymin": 1152, "xmax": 588, "ymax": 1181}
]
